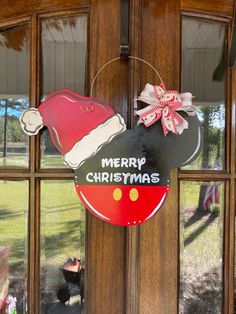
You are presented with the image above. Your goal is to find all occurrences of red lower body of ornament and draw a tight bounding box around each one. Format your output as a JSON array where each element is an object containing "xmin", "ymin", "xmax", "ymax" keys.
[{"xmin": 75, "ymin": 184, "xmax": 169, "ymax": 226}]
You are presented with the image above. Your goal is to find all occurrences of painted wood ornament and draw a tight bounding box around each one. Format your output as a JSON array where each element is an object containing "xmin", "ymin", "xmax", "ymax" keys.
[{"xmin": 20, "ymin": 57, "xmax": 202, "ymax": 226}]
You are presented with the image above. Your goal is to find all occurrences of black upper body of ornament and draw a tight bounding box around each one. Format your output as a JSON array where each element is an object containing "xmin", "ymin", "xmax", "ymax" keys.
[{"xmin": 75, "ymin": 112, "xmax": 202, "ymax": 187}]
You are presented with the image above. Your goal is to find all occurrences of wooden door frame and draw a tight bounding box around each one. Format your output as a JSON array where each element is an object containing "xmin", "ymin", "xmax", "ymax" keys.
[{"xmin": 0, "ymin": 1, "xmax": 235, "ymax": 314}]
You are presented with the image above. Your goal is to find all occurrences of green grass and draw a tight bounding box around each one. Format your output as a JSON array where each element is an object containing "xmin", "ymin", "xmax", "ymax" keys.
[
  {"xmin": 0, "ymin": 181, "xmax": 28, "ymax": 275},
  {"xmin": 41, "ymin": 181, "xmax": 85, "ymax": 266},
  {"xmin": 0, "ymin": 180, "xmax": 85, "ymax": 305},
  {"xmin": 180, "ymin": 181, "xmax": 224, "ymax": 271},
  {"xmin": 41, "ymin": 155, "xmax": 67, "ymax": 168},
  {"xmin": 0, "ymin": 173, "xmax": 224, "ymax": 275},
  {"xmin": 40, "ymin": 181, "xmax": 85, "ymax": 299},
  {"xmin": 0, "ymin": 153, "xmax": 67, "ymax": 168},
  {"xmin": 0, "ymin": 159, "xmax": 225, "ymax": 308}
]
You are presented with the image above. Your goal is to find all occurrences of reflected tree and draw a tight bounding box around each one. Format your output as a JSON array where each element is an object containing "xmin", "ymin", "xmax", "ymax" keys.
[
  {"xmin": 197, "ymin": 105, "xmax": 223, "ymax": 212},
  {"xmin": 0, "ymin": 98, "xmax": 28, "ymax": 157}
]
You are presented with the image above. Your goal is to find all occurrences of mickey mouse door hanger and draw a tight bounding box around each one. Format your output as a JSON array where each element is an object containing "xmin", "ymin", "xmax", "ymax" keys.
[{"xmin": 20, "ymin": 56, "xmax": 202, "ymax": 226}]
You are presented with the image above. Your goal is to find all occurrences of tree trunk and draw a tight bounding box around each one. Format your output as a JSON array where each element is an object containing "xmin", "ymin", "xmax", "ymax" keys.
[
  {"xmin": 3, "ymin": 99, "xmax": 8, "ymax": 158},
  {"xmin": 197, "ymin": 108, "xmax": 210, "ymax": 211}
]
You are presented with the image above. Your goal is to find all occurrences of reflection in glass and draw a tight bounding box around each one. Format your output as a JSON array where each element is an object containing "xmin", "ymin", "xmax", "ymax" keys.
[
  {"xmin": 40, "ymin": 16, "xmax": 87, "ymax": 168},
  {"xmin": 0, "ymin": 181, "xmax": 28, "ymax": 313},
  {"xmin": 0, "ymin": 24, "xmax": 29, "ymax": 168},
  {"xmin": 179, "ymin": 181, "xmax": 224, "ymax": 313},
  {"xmin": 182, "ymin": 17, "xmax": 226, "ymax": 170},
  {"xmin": 40, "ymin": 181, "xmax": 85, "ymax": 314}
]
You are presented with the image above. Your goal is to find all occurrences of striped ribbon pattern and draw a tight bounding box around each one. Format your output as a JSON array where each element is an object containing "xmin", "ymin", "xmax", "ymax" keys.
[{"xmin": 136, "ymin": 83, "xmax": 196, "ymax": 136}]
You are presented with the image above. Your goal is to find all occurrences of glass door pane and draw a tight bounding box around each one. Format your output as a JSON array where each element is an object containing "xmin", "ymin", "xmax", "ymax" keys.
[
  {"xmin": 0, "ymin": 180, "xmax": 28, "ymax": 314},
  {"xmin": 40, "ymin": 180, "xmax": 85, "ymax": 314},
  {"xmin": 182, "ymin": 17, "xmax": 226, "ymax": 170},
  {"xmin": 40, "ymin": 15, "xmax": 87, "ymax": 169},
  {"xmin": 0, "ymin": 24, "xmax": 30, "ymax": 168},
  {"xmin": 179, "ymin": 181, "xmax": 224, "ymax": 313}
]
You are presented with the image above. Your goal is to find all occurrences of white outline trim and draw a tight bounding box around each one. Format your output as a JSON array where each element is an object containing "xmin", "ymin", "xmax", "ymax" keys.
[
  {"xmin": 144, "ymin": 192, "xmax": 167, "ymax": 221},
  {"xmin": 181, "ymin": 126, "xmax": 201, "ymax": 165},
  {"xmin": 79, "ymin": 191, "xmax": 110, "ymax": 221}
]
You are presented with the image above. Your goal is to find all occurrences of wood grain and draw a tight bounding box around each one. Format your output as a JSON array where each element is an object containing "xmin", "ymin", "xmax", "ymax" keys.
[
  {"xmin": 139, "ymin": 1, "xmax": 180, "ymax": 313},
  {"xmin": 0, "ymin": 1, "xmax": 235, "ymax": 314},
  {"xmin": 0, "ymin": 0, "xmax": 90, "ymax": 22},
  {"xmin": 125, "ymin": 1, "xmax": 142, "ymax": 314},
  {"xmin": 229, "ymin": 2, "xmax": 236, "ymax": 66},
  {"xmin": 181, "ymin": 0, "xmax": 235, "ymax": 18},
  {"xmin": 86, "ymin": 1, "xmax": 127, "ymax": 313},
  {"xmin": 228, "ymin": 68, "xmax": 236, "ymax": 314},
  {"xmin": 28, "ymin": 15, "xmax": 38, "ymax": 314}
]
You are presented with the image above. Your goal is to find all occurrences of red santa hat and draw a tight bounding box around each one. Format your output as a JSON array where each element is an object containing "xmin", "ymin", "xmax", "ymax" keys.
[{"xmin": 20, "ymin": 90, "xmax": 126, "ymax": 169}]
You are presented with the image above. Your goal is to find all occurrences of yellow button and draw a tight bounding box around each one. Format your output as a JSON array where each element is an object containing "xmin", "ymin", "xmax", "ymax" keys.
[
  {"xmin": 129, "ymin": 188, "xmax": 139, "ymax": 201},
  {"xmin": 113, "ymin": 188, "xmax": 122, "ymax": 201}
]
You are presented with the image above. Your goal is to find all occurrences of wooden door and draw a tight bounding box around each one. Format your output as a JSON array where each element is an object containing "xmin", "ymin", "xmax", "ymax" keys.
[
  {"xmin": 138, "ymin": 1, "xmax": 236, "ymax": 314},
  {"xmin": 0, "ymin": 1, "xmax": 235, "ymax": 314}
]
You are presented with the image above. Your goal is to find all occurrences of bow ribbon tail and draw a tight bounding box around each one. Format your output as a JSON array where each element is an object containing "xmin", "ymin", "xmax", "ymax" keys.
[
  {"xmin": 138, "ymin": 106, "xmax": 163, "ymax": 127},
  {"xmin": 172, "ymin": 111, "xmax": 188, "ymax": 135},
  {"xmin": 161, "ymin": 106, "xmax": 177, "ymax": 136},
  {"xmin": 161, "ymin": 116, "xmax": 169, "ymax": 136},
  {"xmin": 161, "ymin": 106, "xmax": 186, "ymax": 136}
]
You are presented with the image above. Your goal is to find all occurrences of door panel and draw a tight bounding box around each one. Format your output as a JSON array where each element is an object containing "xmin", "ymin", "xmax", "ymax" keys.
[
  {"xmin": 0, "ymin": 1, "xmax": 235, "ymax": 314},
  {"xmin": 87, "ymin": 1, "xmax": 127, "ymax": 313},
  {"xmin": 0, "ymin": 1, "xmax": 127, "ymax": 313},
  {"xmin": 139, "ymin": 1, "xmax": 180, "ymax": 313}
]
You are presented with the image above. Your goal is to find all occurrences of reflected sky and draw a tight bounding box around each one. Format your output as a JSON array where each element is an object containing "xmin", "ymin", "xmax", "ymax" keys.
[{"xmin": 0, "ymin": 98, "xmax": 29, "ymax": 117}]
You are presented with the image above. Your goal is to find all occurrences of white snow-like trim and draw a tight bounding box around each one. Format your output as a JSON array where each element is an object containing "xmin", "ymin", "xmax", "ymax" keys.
[
  {"xmin": 20, "ymin": 108, "xmax": 43, "ymax": 135},
  {"xmin": 63, "ymin": 114, "xmax": 126, "ymax": 169}
]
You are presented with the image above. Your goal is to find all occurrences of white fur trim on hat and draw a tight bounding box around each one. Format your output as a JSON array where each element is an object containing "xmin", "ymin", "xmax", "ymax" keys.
[
  {"xmin": 20, "ymin": 108, "xmax": 43, "ymax": 135},
  {"xmin": 63, "ymin": 114, "xmax": 126, "ymax": 169}
]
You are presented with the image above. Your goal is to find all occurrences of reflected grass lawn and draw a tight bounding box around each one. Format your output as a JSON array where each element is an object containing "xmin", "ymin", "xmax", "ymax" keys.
[
  {"xmin": 180, "ymin": 182, "xmax": 224, "ymax": 313},
  {"xmin": 180, "ymin": 181, "xmax": 224, "ymax": 272},
  {"xmin": 40, "ymin": 181, "xmax": 85, "ymax": 304},
  {"xmin": 41, "ymin": 181, "xmax": 85, "ymax": 267},
  {"xmin": 0, "ymin": 181, "xmax": 28, "ymax": 275},
  {"xmin": 0, "ymin": 153, "xmax": 67, "ymax": 168},
  {"xmin": 0, "ymin": 180, "xmax": 85, "ymax": 280}
]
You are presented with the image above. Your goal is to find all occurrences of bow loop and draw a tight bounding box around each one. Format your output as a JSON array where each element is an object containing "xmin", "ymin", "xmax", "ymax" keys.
[{"xmin": 136, "ymin": 83, "xmax": 196, "ymax": 136}]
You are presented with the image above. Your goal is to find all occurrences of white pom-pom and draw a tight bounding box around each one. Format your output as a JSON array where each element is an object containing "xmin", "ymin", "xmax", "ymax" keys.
[{"xmin": 20, "ymin": 108, "xmax": 43, "ymax": 135}]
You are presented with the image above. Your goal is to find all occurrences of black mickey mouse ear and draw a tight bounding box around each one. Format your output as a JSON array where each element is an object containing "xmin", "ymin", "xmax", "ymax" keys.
[
  {"xmin": 137, "ymin": 112, "xmax": 202, "ymax": 170},
  {"xmin": 165, "ymin": 113, "xmax": 203, "ymax": 169}
]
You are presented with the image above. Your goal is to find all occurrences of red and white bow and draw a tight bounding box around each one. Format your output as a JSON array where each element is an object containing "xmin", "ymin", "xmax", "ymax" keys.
[{"xmin": 136, "ymin": 83, "xmax": 196, "ymax": 136}]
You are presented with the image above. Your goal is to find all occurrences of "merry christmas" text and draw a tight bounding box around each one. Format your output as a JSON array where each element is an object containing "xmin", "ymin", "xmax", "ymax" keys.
[{"xmin": 85, "ymin": 157, "xmax": 160, "ymax": 184}]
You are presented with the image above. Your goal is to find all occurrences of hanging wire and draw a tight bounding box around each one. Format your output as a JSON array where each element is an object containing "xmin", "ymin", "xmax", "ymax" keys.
[{"xmin": 90, "ymin": 56, "xmax": 163, "ymax": 97}]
